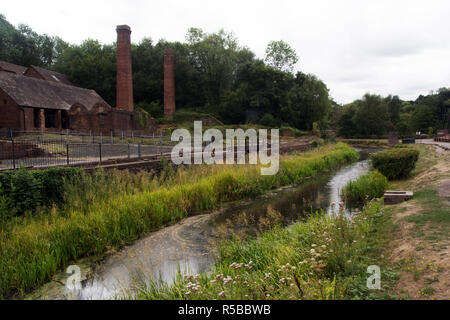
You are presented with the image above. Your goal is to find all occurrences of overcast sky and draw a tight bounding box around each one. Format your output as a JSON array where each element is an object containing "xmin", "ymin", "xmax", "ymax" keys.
[{"xmin": 2, "ymin": 0, "xmax": 450, "ymax": 104}]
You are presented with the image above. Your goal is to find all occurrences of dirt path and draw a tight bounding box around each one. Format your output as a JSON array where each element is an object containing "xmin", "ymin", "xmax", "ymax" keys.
[{"xmin": 385, "ymin": 145, "xmax": 449, "ymax": 300}]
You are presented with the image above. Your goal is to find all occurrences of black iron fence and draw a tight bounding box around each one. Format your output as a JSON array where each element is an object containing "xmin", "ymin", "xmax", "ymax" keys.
[{"xmin": 0, "ymin": 130, "xmax": 174, "ymax": 171}]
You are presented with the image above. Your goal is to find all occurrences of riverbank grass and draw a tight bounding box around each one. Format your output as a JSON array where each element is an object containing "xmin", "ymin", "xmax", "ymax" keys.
[
  {"xmin": 135, "ymin": 200, "xmax": 394, "ymax": 300},
  {"xmin": 342, "ymin": 170, "xmax": 389, "ymax": 203}
]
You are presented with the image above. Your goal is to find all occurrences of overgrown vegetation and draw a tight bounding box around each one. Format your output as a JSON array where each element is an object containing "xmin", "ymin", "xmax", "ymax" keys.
[
  {"xmin": 0, "ymin": 167, "xmax": 82, "ymax": 219},
  {"xmin": 135, "ymin": 200, "xmax": 394, "ymax": 300},
  {"xmin": 370, "ymin": 148, "xmax": 420, "ymax": 180},
  {"xmin": 0, "ymin": 143, "xmax": 358, "ymax": 298},
  {"xmin": 342, "ymin": 170, "xmax": 389, "ymax": 203}
]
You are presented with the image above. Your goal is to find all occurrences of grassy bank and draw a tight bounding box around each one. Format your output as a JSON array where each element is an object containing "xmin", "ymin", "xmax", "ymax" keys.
[
  {"xmin": 340, "ymin": 139, "xmax": 388, "ymax": 148},
  {"xmin": 135, "ymin": 200, "xmax": 394, "ymax": 300},
  {"xmin": 0, "ymin": 143, "xmax": 358, "ymax": 298},
  {"xmin": 343, "ymin": 170, "xmax": 389, "ymax": 203}
]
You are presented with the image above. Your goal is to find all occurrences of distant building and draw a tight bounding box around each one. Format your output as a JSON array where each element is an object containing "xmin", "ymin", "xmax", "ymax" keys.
[{"xmin": 0, "ymin": 25, "xmax": 154, "ymax": 134}]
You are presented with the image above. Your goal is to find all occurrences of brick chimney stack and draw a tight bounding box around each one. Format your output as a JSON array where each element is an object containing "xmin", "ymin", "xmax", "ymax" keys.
[
  {"xmin": 116, "ymin": 25, "xmax": 133, "ymax": 111},
  {"xmin": 164, "ymin": 48, "xmax": 175, "ymax": 118}
]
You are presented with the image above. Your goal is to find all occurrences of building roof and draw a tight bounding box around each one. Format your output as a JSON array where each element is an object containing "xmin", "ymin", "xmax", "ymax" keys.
[
  {"xmin": 0, "ymin": 61, "xmax": 27, "ymax": 75},
  {"xmin": 0, "ymin": 71, "xmax": 110, "ymax": 111},
  {"xmin": 27, "ymin": 65, "xmax": 74, "ymax": 86}
]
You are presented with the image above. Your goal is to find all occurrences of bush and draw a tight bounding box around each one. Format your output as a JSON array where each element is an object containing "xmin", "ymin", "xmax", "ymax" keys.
[
  {"xmin": 342, "ymin": 170, "xmax": 388, "ymax": 203},
  {"xmin": 0, "ymin": 167, "xmax": 82, "ymax": 217},
  {"xmin": 259, "ymin": 113, "xmax": 280, "ymax": 127},
  {"xmin": 0, "ymin": 169, "xmax": 42, "ymax": 216},
  {"xmin": 33, "ymin": 167, "xmax": 82, "ymax": 205},
  {"xmin": 136, "ymin": 100, "xmax": 163, "ymax": 119},
  {"xmin": 370, "ymin": 148, "xmax": 420, "ymax": 180}
]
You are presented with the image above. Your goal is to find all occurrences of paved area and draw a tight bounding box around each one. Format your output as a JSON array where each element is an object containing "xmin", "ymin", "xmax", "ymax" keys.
[{"xmin": 416, "ymin": 139, "xmax": 450, "ymax": 151}]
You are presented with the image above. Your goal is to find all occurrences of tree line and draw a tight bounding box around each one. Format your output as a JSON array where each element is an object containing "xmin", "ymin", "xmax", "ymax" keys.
[
  {"xmin": 335, "ymin": 90, "xmax": 450, "ymax": 138},
  {"xmin": 1, "ymin": 14, "xmax": 448, "ymax": 135}
]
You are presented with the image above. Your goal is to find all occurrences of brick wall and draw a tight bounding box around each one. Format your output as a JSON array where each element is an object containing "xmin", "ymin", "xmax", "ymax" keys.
[
  {"xmin": 23, "ymin": 107, "xmax": 35, "ymax": 130},
  {"xmin": 0, "ymin": 88, "xmax": 22, "ymax": 130}
]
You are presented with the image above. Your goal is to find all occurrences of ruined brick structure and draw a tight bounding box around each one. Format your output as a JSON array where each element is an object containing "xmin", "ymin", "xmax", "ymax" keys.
[
  {"xmin": 116, "ymin": 25, "xmax": 134, "ymax": 112},
  {"xmin": 164, "ymin": 48, "xmax": 176, "ymax": 118},
  {"xmin": 388, "ymin": 131, "xmax": 399, "ymax": 147},
  {"xmin": 0, "ymin": 26, "xmax": 155, "ymax": 134}
]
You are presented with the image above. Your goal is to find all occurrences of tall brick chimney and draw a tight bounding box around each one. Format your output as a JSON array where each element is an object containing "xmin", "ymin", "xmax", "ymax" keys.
[
  {"xmin": 116, "ymin": 25, "xmax": 133, "ymax": 111},
  {"xmin": 164, "ymin": 48, "xmax": 175, "ymax": 118}
]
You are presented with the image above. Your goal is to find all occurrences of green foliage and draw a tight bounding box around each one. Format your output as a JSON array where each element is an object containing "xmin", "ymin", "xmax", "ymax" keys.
[
  {"xmin": 0, "ymin": 169, "xmax": 42, "ymax": 216},
  {"xmin": 137, "ymin": 110, "xmax": 150, "ymax": 129},
  {"xmin": 337, "ymin": 89, "xmax": 450, "ymax": 138},
  {"xmin": 53, "ymin": 39, "xmax": 116, "ymax": 106},
  {"xmin": 312, "ymin": 122, "xmax": 320, "ymax": 137},
  {"xmin": 370, "ymin": 148, "xmax": 420, "ymax": 180},
  {"xmin": 259, "ymin": 113, "xmax": 280, "ymax": 127},
  {"xmin": 0, "ymin": 167, "xmax": 82, "ymax": 217},
  {"xmin": 0, "ymin": 14, "xmax": 68, "ymax": 67},
  {"xmin": 264, "ymin": 40, "xmax": 299, "ymax": 72},
  {"xmin": 343, "ymin": 170, "xmax": 389, "ymax": 203},
  {"xmin": 0, "ymin": 182, "xmax": 11, "ymax": 221},
  {"xmin": 340, "ymin": 94, "xmax": 389, "ymax": 138},
  {"xmin": 281, "ymin": 73, "xmax": 332, "ymax": 131},
  {"xmin": 32, "ymin": 167, "xmax": 82, "ymax": 205}
]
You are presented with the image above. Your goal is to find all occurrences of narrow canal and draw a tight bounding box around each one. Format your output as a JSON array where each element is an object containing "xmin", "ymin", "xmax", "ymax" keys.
[{"xmin": 27, "ymin": 148, "xmax": 377, "ymax": 300}]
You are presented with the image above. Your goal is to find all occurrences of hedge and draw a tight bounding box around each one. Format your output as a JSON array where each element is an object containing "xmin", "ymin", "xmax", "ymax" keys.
[
  {"xmin": 0, "ymin": 167, "xmax": 82, "ymax": 218},
  {"xmin": 370, "ymin": 147, "xmax": 420, "ymax": 180}
]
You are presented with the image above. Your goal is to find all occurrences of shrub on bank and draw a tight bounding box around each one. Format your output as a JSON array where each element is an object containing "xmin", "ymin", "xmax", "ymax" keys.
[
  {"xmin": 370, "ymin": 148, "xmax": 420, "ymax": 180},
  {"xmin": 0, "ymin": 143, "xmax": 358, "ymax": 298},
  {"xmin": 0, "ymin": 167, "xmax": 82, "ymax": 217},
  {"xmin": 342, "ymin": 170, "xmax": 388, "ymax": 203}
]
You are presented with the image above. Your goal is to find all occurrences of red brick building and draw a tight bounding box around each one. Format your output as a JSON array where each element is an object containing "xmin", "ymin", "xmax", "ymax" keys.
[{"xmin": 0, "ymin": 25, "xmax": 154, "ymax": 134}]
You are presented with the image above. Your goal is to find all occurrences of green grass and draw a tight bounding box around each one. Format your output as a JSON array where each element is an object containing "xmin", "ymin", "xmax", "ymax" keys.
[
  {"xmin": 0, "ymin": 143, "xmax": 358, "ymax": 298},
  {"xmin": 406, "ymin": 189, "xmax": 450, "ymax": 225},
  {"xmin": 342, "ymin": 170, "xmax": 389, "ymax": 203},
  {"xmin": 135, "ymin": 200, "xmax": 395, "ymax": 300}
]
